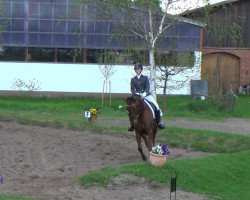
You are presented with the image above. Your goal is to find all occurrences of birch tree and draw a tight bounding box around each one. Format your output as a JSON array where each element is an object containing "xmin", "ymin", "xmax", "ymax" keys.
[{"xmin": 77, "ymin": 0, "xmax": 210, "ymax": 97}]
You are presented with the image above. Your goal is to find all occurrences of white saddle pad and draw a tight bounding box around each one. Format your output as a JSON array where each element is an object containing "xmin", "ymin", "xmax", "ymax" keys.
[{"xmin": 144, "ymin": 99, "xmax": 155, "ymax": 119}]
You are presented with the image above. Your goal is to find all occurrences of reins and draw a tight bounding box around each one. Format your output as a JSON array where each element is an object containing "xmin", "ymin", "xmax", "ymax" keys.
[
  {"xmin": 127, "ymin": 99, "xmax": 143, "ymax": 119},
  {"xmin": 127, "ymin": 103, "xmax": 136, "ymax": 108}
]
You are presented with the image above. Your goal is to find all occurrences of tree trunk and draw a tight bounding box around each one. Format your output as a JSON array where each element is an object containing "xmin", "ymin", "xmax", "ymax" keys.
[
  {"xmin": 149, "ymin": 49, "xmax": 156, "ymax": 99},
  {"xmin": 163, "ymin": 72, "xmax": 168, "ymax": 112}
]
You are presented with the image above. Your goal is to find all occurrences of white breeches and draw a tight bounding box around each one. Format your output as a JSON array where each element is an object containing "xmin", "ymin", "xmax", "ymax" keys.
[{"xmin": 144, "ymin": 95, "xmax": 163, "ymax": 116}]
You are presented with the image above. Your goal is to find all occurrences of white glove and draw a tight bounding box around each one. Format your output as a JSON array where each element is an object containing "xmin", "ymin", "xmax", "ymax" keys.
[{"xmin": 140, "ymin": 92, "xmax": 147, "ymax": 98}]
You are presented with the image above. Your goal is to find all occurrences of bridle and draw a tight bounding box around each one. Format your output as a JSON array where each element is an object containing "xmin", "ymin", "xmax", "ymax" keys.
[{"xmin": 127, "ymin": 101, "xmax": 141, "ymax": 119}]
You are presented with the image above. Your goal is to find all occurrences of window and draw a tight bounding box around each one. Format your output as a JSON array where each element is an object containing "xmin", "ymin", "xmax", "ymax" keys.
[
  {"xmin": 0, "ymin": 47, "xmax": 25, "ymax": 61},
  {"xmin": 28, "ymin": 48, "xmax": 54, "ymax": 62},
  {"xmin": 57, "ymin": 48, "xmax": 83, "ymax": 63}
]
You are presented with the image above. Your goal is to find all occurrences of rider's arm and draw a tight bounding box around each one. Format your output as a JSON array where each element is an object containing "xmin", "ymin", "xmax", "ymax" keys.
[{"xmin": 130, "ymin": 78, "xmax": 136, "ymax": 95}]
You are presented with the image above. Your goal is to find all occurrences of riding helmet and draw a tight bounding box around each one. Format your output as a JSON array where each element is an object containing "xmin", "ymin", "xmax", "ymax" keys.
[{"xmin": 134, "ymin": 63, "xmax": 143, "ymax": 71}]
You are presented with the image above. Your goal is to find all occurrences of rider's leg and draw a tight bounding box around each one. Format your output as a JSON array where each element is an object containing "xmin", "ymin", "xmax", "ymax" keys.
[
  {"xmin": 144, "ymin": 95, "xmax": 165, "ymax": 130},
  {"xmin": 155, "ymin": 109, "xmax": 165, "ymax": 130},
  {"xmin": 144, "ymin": 95, "xmax": 160, "ymax": 110}
]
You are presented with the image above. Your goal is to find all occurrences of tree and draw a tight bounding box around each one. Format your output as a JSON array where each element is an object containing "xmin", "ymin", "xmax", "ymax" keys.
[
  {"xmin": 98, "ymin": 50, "xmax": 116, "ymax": 107},
  {"xmin": 154, "ymin": 50, "xmax": 199, "ymax": 110},
  {"xmin": 76, "ymin": 0, "xmax": 210, "ymax": 98}
]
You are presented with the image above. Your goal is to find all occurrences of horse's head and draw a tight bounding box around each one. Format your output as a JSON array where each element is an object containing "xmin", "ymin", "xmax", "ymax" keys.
[{"xmin": 123, "ymin": 96, "xmax": 142, "ymax": 120}]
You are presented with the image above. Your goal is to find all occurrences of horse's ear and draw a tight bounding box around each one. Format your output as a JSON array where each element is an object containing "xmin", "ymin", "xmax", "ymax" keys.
[{"xmin": 122, "ymin": 96, "xmax": 128, "ymax": 103}]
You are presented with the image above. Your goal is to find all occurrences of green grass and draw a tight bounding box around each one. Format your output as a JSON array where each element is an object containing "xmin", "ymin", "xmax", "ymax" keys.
[
  {"xmin": 157, "ymin": 127, "xmax": 250, "ymax": 153},
  {"xmin": 0, "ymin": 195, "xmax": 35, "ymax": 200},
  {"xmin": 161, "ymin": 95, "xmax": 250, "ymax": 119},
  {"xmin": 79, "ymin": 150, "xmax": 250, "ymax": 200},
  {"xmin": 173, "ymin": 150, "xmax": 250, "ymax": 200},
  {"xmin": 0, "ymin": 95, "xmax": 250, "ymax": 125}
]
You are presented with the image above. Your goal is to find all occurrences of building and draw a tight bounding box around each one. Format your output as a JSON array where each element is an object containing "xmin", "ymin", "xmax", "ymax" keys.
[
  {"xmin": 185, "ymin": 0, "xmax": 250, "ymax": 94},
  {"xmin": 0, "ymin": 0, "xmax": 204, "ymax": 95}
]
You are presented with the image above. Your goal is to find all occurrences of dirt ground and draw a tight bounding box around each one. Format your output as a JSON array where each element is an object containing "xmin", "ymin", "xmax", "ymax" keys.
[{"xmin": 0, "ymin": 118, "xmax": 249, "ymax": 200}]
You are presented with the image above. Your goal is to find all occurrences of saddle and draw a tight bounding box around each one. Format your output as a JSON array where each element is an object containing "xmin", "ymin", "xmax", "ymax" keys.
[{"xmin": 143, "ymin": 99, "xmax": 157, "ymax": 119}]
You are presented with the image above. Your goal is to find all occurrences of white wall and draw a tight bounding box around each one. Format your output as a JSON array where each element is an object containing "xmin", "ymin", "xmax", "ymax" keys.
[
  {"xmin": 0, "ymin": 62, "xmax": 133, "ymax": 93},
  {"xmin": 0, "ymin": 51, "xmax": 201, "ymax": 95},
  {"xmin": 164, "ymin": 51, "xmax": 202, "ymax": 95}
]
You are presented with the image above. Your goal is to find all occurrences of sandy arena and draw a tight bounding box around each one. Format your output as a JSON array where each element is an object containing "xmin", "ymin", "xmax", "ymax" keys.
[{"xmin": 1, "ymin": 118, "xmax": 249, "ymax": 200}]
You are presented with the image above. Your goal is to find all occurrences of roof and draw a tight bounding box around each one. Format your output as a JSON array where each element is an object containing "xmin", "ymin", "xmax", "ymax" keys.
[
  {"xmin": 210, "ymin": 0, "xmax": 240, "ymax": 7},
  {"xmin": 177, "ymin": 16, "xmax": 206, "ymax": 27},
  {"xmin": 181, "ymin": 0, "xmax": 241, "ymax": 15}
]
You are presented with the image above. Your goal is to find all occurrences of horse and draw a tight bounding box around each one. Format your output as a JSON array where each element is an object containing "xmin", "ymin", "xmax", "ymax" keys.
[{"xmin": 123, "ymin": 96, "xmax": 158, "ymax": 161}]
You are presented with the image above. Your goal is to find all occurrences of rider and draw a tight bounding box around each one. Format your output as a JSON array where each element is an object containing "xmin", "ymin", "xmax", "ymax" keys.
[{"xmin": 128, "ymin": 62, "xmax": 165, "ymax": 131}]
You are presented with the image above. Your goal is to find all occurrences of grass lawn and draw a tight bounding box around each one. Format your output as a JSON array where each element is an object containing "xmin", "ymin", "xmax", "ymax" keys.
[
  {"xmin": 0, "ymin": 95, "xmax": 249, "ymax": 200},
  {"xmin": 0, "ymin": 195, "xmax": 35, "ymax": 200},
  {"xmin": 0, "ymin": 95, "xmax": 250, "ymax": 125}
]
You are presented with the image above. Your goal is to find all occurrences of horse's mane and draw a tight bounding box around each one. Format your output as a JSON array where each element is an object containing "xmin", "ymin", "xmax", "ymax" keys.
[
  {"xmin": 127, "ymin": 96, "xmax": 139, "ymax": 101},
  {"xmin": 127, "ymin": 96, "xmax": 142, "ymax": 103}
]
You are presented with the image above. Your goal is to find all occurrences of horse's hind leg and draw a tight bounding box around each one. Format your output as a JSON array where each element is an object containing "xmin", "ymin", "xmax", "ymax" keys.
[{"xmin": 136, "ymin": 132, "xmax": 147, "ymax": 161}]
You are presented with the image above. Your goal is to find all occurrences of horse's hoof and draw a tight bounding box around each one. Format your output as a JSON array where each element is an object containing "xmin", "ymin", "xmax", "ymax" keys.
[
  {"xmin": 142, "ymin": 157, "xmax": 147, "ymax": 161},
  {"xmin": 158, "ymin": 122, "xmax": 165, "ymax": 130},
  {"xmin": 128, "ymin": 127, "xmax": 135, "ymax": 131}
]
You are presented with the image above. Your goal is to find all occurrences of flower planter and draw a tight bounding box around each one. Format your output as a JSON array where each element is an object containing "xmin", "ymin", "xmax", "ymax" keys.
[
  {"xmin": 88, "ymin": 114, "xmax": 98, "ymax": 123},
  {"xmin": 149, "ymin": 151, "xmax": 167, "ymax": 166}
]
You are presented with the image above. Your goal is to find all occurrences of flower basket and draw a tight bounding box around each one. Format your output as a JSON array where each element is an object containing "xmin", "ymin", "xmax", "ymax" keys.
[
  {"xmin": 88, "ymin": 114, "xmax": 98, "ymax": 123},
  {"xmin": 85, "ymin": 108, "xmax": 98, "ymax": 123},
  {"xmin": 149, "ymin": 151, "xmax": 168, "ymax": 166}
]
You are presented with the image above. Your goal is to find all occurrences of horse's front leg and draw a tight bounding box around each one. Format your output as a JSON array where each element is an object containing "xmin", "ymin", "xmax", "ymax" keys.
[
  {"xmin": 152, "ymin": 127, "xmax": 157, "ymax": 147},
  {"xmin": 142, "ymin": 129, "xmax": 154, "ymax": 152},
  {"xmin": 136, "ymin": 131, "xmax": 147, "ymax": 161}
]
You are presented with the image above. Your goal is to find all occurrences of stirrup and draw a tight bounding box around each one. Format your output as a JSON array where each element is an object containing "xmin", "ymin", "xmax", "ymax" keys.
[{"xmin": 158, "ymin": 122, "xmax": 165, "ymax": 130}]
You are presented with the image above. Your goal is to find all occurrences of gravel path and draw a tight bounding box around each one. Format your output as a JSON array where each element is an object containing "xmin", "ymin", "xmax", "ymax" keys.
[{"xmin": 101, "ymin": 117, "xmax": 250, "ymax": 136}]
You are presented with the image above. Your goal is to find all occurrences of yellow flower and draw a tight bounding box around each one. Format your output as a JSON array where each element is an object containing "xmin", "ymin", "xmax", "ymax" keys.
[{"xmin": 90, "ymin": 108, "xmax": 97, "ymax": 115}]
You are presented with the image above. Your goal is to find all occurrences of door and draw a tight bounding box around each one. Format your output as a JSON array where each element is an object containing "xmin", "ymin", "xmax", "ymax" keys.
[{"xmin": 202, "ymin": 52, "xmax": 240, "ymax": 94}]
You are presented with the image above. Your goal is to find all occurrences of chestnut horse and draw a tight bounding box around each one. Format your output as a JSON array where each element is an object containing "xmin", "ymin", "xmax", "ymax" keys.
[{"xmin": 123, "ymin": 96, "xmax": 158, "ymax": 160}]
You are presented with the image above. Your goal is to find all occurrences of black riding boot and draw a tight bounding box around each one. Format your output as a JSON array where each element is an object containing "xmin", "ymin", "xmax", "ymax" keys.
[
  {"xmin": 156, "ymin": 110, "xmax": 165, "ymax": 130},
  {"xmin": 128, "ymin": 117, "xmax": 135, "ymax": 131}
]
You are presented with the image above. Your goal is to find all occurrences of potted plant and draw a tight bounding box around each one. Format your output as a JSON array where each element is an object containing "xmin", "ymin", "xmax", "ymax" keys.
[
  {"xmin": 150, "ymin": 144, "xmax": 170, "ymax": 166},
  {"xmin": 89, "ymin": 108, "xmax": 98, "ymax": 123}
]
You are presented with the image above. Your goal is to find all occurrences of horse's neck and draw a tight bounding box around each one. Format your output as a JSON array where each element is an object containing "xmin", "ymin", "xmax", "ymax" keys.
[
  {"xmin": 139, "ymin": 100, "xmax": 150, "ymax": 115},
  {"xmin": 136, "ymin": 100, "xmax": 155, "ymax": 128}
]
